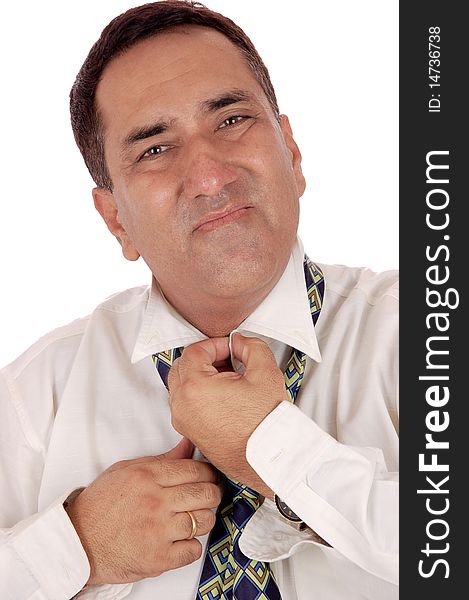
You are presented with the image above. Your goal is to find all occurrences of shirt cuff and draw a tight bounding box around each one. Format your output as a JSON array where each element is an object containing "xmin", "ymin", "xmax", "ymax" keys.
[
  {"xmin": 239, "ymin": 497, "xmax": 327, "ymax": 562},
  {"xmin": 240, "ymin": 402, "xmax": 333, "ymax": 559},
  {"xmin": 6, "ymin": 494, "xmax": 90, "ymax": 599},
  {"xmin": 244, "ymin": 401, "xmax": 398, "ymax": 585},
  {"xmin": 246, "ymin": 400, "xmax": 335, "ymax": 499}
]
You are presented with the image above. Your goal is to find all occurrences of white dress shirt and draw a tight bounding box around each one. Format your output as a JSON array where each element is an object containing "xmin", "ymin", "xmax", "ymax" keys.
[{"xmin": 0, "ymin": 238, "xmax": 399, "ymax": 600}]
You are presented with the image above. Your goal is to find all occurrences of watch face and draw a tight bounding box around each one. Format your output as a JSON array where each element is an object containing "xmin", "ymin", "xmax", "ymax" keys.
[{"xmin": 275, "ymin": 495, "xmax": 302, "ymax": 522}]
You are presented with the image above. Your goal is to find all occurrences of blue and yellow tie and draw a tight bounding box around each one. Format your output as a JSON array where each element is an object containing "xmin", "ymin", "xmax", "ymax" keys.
[{"xmin": 153, "ymin": 257, "xmax": 324, "ymax": 600}]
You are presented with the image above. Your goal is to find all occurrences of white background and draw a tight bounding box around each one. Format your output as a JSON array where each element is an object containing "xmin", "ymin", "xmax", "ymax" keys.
[{"xmin": 0, "ymin": 1, "xmax": 398, "ymax": 366}]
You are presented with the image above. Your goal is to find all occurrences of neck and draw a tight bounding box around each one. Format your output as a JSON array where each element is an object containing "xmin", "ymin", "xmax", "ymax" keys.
[{"xmin": 160, "ymin": 280, "xmax": 276, "ymax": 338}]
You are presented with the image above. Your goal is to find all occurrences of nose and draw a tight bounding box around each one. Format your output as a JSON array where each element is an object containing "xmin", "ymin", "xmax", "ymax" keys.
[{"xmin": 180, "ymin": 136, "xmax": 238, "ymax": 200}]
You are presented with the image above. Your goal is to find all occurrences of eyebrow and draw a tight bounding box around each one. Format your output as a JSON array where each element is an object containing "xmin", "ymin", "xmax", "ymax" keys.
[
  {"xmin": 121, "ymin": 89, "xmax": 255, "ymax": 151},
  {"xmin": 200, "ymin": 89, "xmax": 254, "ymax": 112},
  {"xmin": 124, "ymin": 121, "xmax": 172, "ymax": 148}
]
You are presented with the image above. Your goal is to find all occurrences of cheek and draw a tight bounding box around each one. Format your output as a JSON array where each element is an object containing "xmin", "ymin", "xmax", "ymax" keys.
[
  {"xmin": 264, "ymin": 163, "xmax": 300, "ymax": 238},
  {"xmin": 118, "ymin": 178, "xmax": 175, "ymax": 238},
  {"xmin": 247, "ymin": 127, "xmax": 297, "ymax": 189},
  {"xmin": 251, "ymin": 145, "xmax": 299, "ymax": 214}
]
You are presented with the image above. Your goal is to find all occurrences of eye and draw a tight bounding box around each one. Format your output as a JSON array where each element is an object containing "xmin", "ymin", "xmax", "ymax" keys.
[
  {"xmin": 140, "ymin": 144, "xmax": 170, "ymax": 161},
  {"xmin": 218, "ymin": 115, "xmax": 248, "ymax": 129}
]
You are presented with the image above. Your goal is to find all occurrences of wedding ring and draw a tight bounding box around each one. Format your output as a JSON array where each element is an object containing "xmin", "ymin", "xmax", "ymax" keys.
[{"xmin": 186, "ymin": 510, "xmax": 197, "ymax": 540}]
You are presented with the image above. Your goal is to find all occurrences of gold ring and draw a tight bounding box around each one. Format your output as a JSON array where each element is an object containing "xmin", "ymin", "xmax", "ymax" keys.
[{"xmin": 186, "ymin": 510, "xmax": 197, "ymax": 540}]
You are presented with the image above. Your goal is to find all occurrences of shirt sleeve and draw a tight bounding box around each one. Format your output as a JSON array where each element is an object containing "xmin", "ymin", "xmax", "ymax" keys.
[
  {"xmin": 0, "ymin": 498, "xmax": 90, "ymax": 600},
  {"xmin": 0, "ymin": 368, "xmax": 90, "ymax": 599},
  {"xmin": 241, "ymin": 401, "xmax": 398, "ymax": 586}
]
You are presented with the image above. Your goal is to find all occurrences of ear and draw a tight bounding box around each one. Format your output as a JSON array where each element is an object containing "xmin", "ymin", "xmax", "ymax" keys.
[
  {"xmin": 279, "ymin": 115, "xmax": 306, "ymax": 197},
  {"xmin": 92, "ymin": 187, "xmax": 140, "ymax": 261}
]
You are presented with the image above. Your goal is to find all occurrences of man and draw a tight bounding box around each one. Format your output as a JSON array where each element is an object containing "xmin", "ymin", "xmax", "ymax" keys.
[{"xmin": 0, "ymin": 1, "xmax": 398, "ymax": 599}]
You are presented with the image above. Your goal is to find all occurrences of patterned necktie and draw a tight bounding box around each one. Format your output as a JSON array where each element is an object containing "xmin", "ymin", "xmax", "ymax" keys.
[{"xmin": 153, "ymin": 257, "xmax": 324, "ymax": 600}]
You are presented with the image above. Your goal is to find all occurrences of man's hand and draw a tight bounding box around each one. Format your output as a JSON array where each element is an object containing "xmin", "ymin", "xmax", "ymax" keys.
[
  {"xmin": 168, "ymin": 334, "xmax": 287, "ymax": 497},
  {"xmin": 65, "ymin": 438, "xmax": 223, "ymax": 585}
]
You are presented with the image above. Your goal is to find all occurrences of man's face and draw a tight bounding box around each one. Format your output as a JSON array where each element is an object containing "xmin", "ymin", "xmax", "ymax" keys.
[{"xmin": 94, "ymin": 26, "xmax": 305, "ymax": 309}]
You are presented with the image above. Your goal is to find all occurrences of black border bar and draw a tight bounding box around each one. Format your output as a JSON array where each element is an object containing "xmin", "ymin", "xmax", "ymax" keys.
[{"xmin": 400, "ymin": 1, "xmax": 465, "ymax": 595}]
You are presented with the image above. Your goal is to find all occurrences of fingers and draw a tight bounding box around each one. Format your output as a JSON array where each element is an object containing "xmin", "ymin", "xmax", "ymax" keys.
[
  {"xmin": 169, "ymin": 508, "xmax": 217, "ymax": 541},
  {"xmin": 175, "ymin": 334, "xmax": 277, "ymax": 378},
  {"xmin": 150, "ymin": 459, "xmax": 221, "ymax": 487},
  {"xmin": 166, "ymin": 539, "xmax": 203, "ymax": 571},
  {"xmin": 174, "ymin": 338, "xmax": 231, "ymax": 377},
  {"xmin": 231, "ymin": 333, "xmax": 278, "ymax": 375},
  {"xmin": 168, "ymin": 481, "xmax": 223, "ymax": 511},
  {"xmin": 107, "ymin": 457, "xmax": 219, "ymax": 487},
  {"xmin": 106, "ymin": 439, "xmax": 195, "ymax": 473}
]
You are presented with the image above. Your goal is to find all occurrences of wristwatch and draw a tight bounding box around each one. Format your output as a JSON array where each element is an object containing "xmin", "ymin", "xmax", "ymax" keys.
[{"xmin": 274, "ymin": 494, "xmax": 307, "ymax": 531}]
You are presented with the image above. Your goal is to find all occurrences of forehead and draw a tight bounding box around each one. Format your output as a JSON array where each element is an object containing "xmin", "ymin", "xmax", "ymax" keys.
[{"xmin": 96, "ymin": 25, "xmax": 266, "ymax": 134}]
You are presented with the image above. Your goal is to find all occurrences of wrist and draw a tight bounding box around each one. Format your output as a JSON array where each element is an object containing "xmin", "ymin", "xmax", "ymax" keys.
[
  {"xmin": 63, "ymin": 487, "xmax": 86, "ymax": 511},
  {"xmin": 63, "ymin": 487, "xmax": 99, "ymax": 586}
]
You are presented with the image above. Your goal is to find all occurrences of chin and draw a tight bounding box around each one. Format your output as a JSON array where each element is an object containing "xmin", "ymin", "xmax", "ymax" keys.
[{"xmin": 199, "ymin": 248, "xmax": 284, "ymax": 298}]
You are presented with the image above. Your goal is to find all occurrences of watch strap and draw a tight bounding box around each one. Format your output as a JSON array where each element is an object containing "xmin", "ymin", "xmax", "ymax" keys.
[{"xmin": 274, "ymin": 494, "xmax": 307, "ymax": 530}]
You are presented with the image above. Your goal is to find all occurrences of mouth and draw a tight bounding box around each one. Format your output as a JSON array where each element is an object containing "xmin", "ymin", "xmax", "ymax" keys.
[{"xmin": 193, "ymin": 205, "xmax": 252, "ymax": 232}]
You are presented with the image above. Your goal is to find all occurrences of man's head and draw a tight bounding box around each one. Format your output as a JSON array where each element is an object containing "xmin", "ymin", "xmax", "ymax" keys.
[
  {"xmin": 70, "ymin": 1, "xmax": 306, "ymax": 334},
  {"xmin": 70, "ymin": 1, "xmax": 280, "ymax": 192}
]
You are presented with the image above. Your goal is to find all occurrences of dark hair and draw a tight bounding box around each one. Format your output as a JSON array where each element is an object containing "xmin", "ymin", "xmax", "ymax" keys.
[{"xmin": 70, "ymin": 0, "xmax": 280, "ymax": 190}]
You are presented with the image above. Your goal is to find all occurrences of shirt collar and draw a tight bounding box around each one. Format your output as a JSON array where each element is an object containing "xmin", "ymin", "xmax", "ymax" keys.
[{"xmin": 131, "ymin": 236, "xmax": 322, "ymax": 364}]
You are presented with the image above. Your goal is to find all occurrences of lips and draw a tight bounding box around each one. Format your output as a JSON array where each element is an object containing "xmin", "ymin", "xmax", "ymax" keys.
[{"xmin": 193, "ymin": 205, "xmax": 252, "ymax": 232}]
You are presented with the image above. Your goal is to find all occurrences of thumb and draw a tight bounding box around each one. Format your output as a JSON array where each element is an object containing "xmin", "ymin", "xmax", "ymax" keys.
[
  {"xmin": 161, "ymin": 437, "xmax": 195, "ymax": 460},
  {"xmin": 105, "ymin": 438, "xmax": 195, "ymax": 473},
  {"xmin": 231, "ymin": 333, "xmax": 277, "ymax": 374}
]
